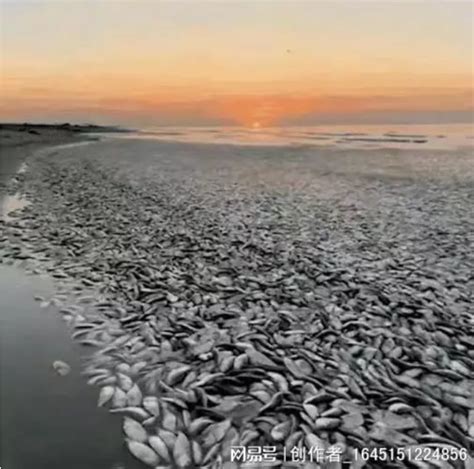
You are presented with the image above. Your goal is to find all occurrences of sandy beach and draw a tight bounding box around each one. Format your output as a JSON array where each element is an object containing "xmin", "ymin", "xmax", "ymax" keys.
[{"xmin": 1, "ymin": 133, "xmax": 473, "ymax": 468}]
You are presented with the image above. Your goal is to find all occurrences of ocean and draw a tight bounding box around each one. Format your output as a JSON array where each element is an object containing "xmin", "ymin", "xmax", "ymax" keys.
[{"xmin": 133, "ymin": 123, "xmax": 474, "ymax": 151}]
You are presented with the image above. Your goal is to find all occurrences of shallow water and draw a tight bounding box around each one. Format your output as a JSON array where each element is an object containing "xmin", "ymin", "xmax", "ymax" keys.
[{"xmin": 0, "ymin": 265, "xmax": 146, "ymax": 469}]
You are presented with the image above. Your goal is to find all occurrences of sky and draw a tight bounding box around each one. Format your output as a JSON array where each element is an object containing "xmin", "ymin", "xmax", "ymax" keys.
[{"xmin": 1, "ymin": 0, "xmax": 473, "ymax": 127}]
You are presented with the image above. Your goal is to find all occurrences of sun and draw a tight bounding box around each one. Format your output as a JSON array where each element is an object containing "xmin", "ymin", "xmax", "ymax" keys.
[{"xmin": 252, "ymin": 121, "xmax": 261, "ymax": 129}]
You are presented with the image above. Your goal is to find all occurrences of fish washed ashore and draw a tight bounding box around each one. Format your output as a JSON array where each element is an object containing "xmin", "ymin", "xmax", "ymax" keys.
[{"xmin": 1, "ymin": 137, "xmax": 473, "ymax": 469}]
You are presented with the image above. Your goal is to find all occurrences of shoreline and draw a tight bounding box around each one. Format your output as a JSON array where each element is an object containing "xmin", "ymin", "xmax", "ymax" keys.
[
  {"xmin": 0, "ymin": 264, "xmax": 143, "ymax": 469},
  {"xmin": 0, "ymin": 123, "xmax": 130, "ymax": 205}
]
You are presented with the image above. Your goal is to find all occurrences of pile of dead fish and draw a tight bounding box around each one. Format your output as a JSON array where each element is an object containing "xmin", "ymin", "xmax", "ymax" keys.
[{"xmin": 0, "ymin": 146, "xmax": 473, "ymax": 469}]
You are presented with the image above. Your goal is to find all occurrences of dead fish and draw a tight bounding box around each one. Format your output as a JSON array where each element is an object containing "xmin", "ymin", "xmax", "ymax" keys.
[
  {"xmin": 271, "ymin": 420, "xmax": 292, "ymax": 441},
  {"xmin": 167, "ymin": 365, "xmax": 191, "ymax": 386},
  {"xmin": 112, "ymin": 387, "xmax": 128, "ymax": 408},
  {"xmin": 148, "ymin": 435, "xmax": 171, "ymax": 462},
  {"xmin": 191, "ymin": 372, "xmax": 224, "ymax": 388},
  {"xmin": 116, "ymin": 363, "xmax": 132, "ymax": 375},
  {"xmin": 126, "ymin": 440, "xmax": 159, "ymax": 467},
  {"xmin": 72, "ymin": 329, "xmax": 91, "ymax": 340},
  {"xmin": 389, "ymin": 402, "xmax": 413, "ymax": 414},
  {"xmin": 189, "ymin": 417, "xmax": 214, "ymax": 436},
  {"xmin": 173, "ymin": 432, "xmax": 192, "ymax": 468},
  {"xmin": 161, "ymin": 406, "xmax": 178, "ymax": 432},
  {"xmin": 246, "ymin": 348, "xmax": 278, "ymax": 369},
  {"xmin": 233, "ymin": 354, "xmax": 248, "ymax": 370},
  {"xmin": 127, "ymin": 384, "xmax": 143, "ymax": 407},
  {"xmin": 88, "ymin": 374, "xmax": 116, "ymax": 387},
  {"xmin": 304, "ymin": 433, "xmax": 326, "ymax": 453},
  {"xmin": 143, "ymin": 396, "xmax": 160, "ymax": 417},
  {"xmin": 201, "ymin": 419, "xmax": 231, "ymax": 449},
  {"xmin": 117, "ymin": 372, "xmax": 134, "ymax": 392},
  {"xmin": 79, "ymin": 339, "xmax": 102, "ymax": 347},
  {"xmin": 123, "ymin": 417, "xmax": 148, "ymax": 443},
  {"xmin": 219, "ymin": 355, "xmax": 235, "ymax": 373},
  {"xmin": 157, "ymin": 429, "xmax": 177, "ymax": 449},
  {"xmin": 130, "ymin": 360, "xmax": 148, "ymax": 376},
  {"xmin": 303, "ymin": 403, "xmax": 319, "ymax": 420},
  {"xmin": 83, "ymin": 366, "xmax": 111, "ymax": 378},
  {"xmin": 268, "ymin": 372, "xmax": 289, "ymax": 392},
  {"xmin": 52, "ymin": 360, "xmax": 71, "ymax": 376},
  {"xmin": 98, "ymin": 385, "xmax": 115, "ymax": 407},
  {"xmin": 258, "ymin": 391, "xmax": 286, "ymax": 415},
  {"xmin": 110, "ymin": 406, "xmax": 150, "ymax": 421},
  {"xmin": 189, "ymin": 441, "xmax": 202, "ymax": 465},
  {"xmin": 314, "ymin": 417, "xmax": 341, "ymax": 430}
]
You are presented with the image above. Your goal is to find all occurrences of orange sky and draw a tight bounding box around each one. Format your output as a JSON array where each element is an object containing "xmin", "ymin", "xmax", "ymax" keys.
[{"xmin": 1, "ymin": 1, "xmax": 473, "ymax": 127}]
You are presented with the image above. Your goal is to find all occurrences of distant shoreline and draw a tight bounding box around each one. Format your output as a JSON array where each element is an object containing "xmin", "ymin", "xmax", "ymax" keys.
[
  {"xmin": 0, "ymin": 123, "xmax": 131, "ymax": 203},
  {"xmin": 0, "ymin": 122, "xmax": 131, "ymax": 131},
  {"xmin": 0, "ymin": 121, "xmax": 131, "ymax": 138}
]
